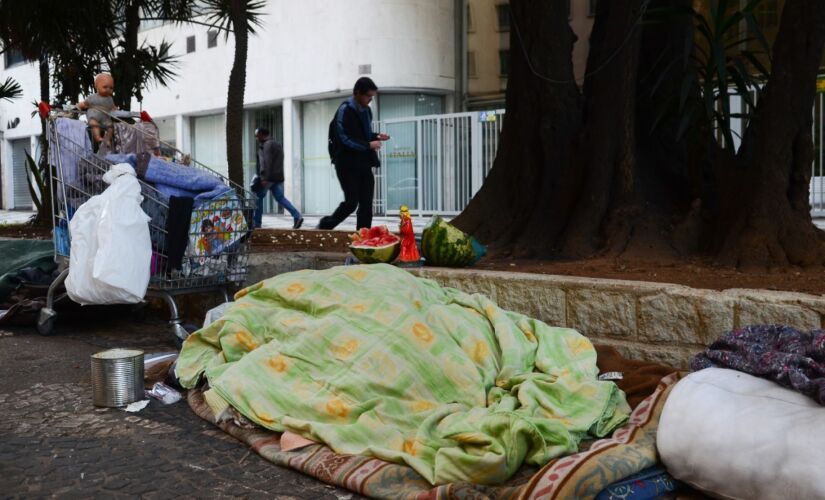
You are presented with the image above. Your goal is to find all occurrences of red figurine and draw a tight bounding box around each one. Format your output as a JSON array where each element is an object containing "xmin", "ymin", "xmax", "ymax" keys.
[{"xmin": 398, "ymin": 205, "xmax": 420, "ymax": 263}]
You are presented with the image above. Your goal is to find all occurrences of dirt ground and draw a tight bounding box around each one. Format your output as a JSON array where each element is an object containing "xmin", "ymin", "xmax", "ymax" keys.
[
  {"xmin": 249, "ymin": 228, "xmax": 825, "ymax": 296},
  {"xmin": 0, "ymin": 221, "xmax": 52, "ymax": 240},
  {"xmin": 7, "ymin": 222, "xmax": 825, "ymax": 296}
]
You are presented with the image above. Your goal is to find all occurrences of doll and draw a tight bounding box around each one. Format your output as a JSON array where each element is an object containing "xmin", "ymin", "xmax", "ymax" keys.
[{"xmin": 78, "ymin": 73, "xmax": 117, "ymax": 145}]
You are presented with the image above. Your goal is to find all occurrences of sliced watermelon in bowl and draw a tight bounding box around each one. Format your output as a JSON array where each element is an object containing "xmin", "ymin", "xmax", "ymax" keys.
[{"xmin": 348, "ymin": 225, "xmax": 401, "ymax": 264}]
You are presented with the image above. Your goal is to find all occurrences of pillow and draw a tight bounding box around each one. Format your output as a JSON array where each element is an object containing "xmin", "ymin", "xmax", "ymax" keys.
[{"xmin": 657, "ymin": 368, "xmax": 825, "ymax": 500}]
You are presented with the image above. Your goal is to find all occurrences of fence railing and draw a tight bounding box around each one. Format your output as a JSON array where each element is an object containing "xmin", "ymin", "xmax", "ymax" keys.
[
  {"xmin": 373, "ymin": 109, "xmax": 505, "ymax": 216},
  {"xmin": 371, "ymin": 100, "xmax": 825, "ymax": 218},
  {"xmin": 812, "ymin": 92, "xmax": 825, "ymax": 216}
]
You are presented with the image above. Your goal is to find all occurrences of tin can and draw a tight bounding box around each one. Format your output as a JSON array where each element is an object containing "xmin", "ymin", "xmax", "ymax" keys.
[{"xmin": 90, "ymin": 348, "xmax": 145, "ymax": 407}]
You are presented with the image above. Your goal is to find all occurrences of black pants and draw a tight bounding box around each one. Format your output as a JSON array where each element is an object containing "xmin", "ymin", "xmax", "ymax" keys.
[{"xmin": 319, "ymin": 165, "xmax": 374, "ymax": 230}]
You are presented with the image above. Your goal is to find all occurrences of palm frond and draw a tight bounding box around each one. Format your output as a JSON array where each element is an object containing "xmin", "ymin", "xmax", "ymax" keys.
[
  {"xmin": 0, "ymin": 76, "xmax": 22, "ymax": 102},
  {"xmin": 137, "ymin": 39, "xmax": 180, "ymax": 89},
  {"xmin": 646, "ymin": 0, "xmax": 770, "ymax": 152},
  {"xmin": 201, "ymin": 0, "xmax": 267, "ymax": 38}
]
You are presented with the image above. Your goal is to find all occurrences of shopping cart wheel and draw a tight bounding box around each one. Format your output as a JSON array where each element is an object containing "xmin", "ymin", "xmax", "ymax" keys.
[{"xmin": 37, "ymin": 307, "xmax": 57, "ymax": 336}]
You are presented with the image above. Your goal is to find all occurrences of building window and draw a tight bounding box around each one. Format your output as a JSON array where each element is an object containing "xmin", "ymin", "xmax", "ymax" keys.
[
  {"xmin": 467, "ymin": 4, "xmax": 474, "ymax": 32},
  {"xmin": 186, "ymin": 35, "xmax": 196, "ymax": 53},
  {"xmin": 4, "ymin": 48, "xmax": 26, "ymax": 69},
  {"xmin": 588, "ymin": 0, "xmax": 598, "ymax": 17},
  {"xmin": 496, "ymin": 4, "xmax": 510, "ymax": 31},
  {"xmin": 468, "ymin": 51, "xmax": 477, "ymax": 78},
  {"xmin": 499, "ymin": 50, "xmax": 510, "ymax": 77},
  {"xmin": 207, "ymin": 30, "xmax": 218, "ymax": 48}
]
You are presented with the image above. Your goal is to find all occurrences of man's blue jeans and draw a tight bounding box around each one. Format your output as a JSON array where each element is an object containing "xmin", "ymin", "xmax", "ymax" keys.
[{"xmin": 254, "ymin": 182, "xmax": 301, "ymax": 228}]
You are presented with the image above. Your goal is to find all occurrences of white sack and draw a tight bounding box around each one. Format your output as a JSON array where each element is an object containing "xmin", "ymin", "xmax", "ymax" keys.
[
  {"xmin": 657, "ymin": 368, "xmax": 825, "ymax": 500},
  {"xmin": 66, "ymin": 163, "xmax": 152, "ymax": 304}
]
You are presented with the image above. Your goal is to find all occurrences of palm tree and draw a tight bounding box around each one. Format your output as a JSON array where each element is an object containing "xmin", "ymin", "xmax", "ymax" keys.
[
  {"xmin": 107, "ymin": 0, "xmax": 195, "ymax": 109},
  {"xmin": 0, "ymin": 0, "xmax": 111, "ymax": 105},
  {"xmin": 202, "ymin": 0, "xmax": 266, "ymax": 189},
  {"xmin": 0, "ymin": 0, "xmax": 188, "ymax": 225},
  {"xmin": 0, "ymin": 0, "xmax": 99, "ymax": 226}
]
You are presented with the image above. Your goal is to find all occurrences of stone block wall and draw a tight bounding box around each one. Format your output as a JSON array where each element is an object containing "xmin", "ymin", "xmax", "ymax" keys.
[{"xmin": 247, "ymin": 252, "xmax": 825, "ymax": 368}]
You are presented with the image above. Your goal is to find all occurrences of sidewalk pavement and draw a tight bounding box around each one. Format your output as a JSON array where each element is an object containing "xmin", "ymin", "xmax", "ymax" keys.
[
  {"xmin": 0, "ymin": 315, "xmax": 362, "ymax": 499},
  {"xmin": 258, "ymin": 213, "xmax": 435, "ymax": 234},
  {"xmin": 0, "ymin": 210, "xmax": 33, "ymax": 225},
  {"xmin": 0, "ymin": 210, "xmax": 437, "ymax": 234}
]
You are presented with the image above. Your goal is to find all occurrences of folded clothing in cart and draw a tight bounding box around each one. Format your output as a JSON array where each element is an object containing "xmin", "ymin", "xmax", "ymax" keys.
[
  {"xmin": 106, "ymin": 153, "xmax": 231, "ymax": 205},
  {"xmin": 50, "ymin": 118, "xmax": 93, "ymax": 190}
]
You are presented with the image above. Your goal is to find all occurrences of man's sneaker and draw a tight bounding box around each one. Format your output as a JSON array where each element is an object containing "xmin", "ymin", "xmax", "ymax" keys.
[{"xmin": 293, "ymin": 217, "xmax": 304, "ymax": 229}]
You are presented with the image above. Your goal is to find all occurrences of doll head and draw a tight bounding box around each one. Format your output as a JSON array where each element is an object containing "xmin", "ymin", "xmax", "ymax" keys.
[{"xmin": 94, "ymin": 73, "xmax": 114, "ymax": 98}]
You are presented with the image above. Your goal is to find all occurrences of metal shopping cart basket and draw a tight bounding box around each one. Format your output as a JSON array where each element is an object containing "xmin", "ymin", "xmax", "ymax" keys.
[{"xmin": 37, "ymin": 105, "xmax": 255, "ymax": 344}]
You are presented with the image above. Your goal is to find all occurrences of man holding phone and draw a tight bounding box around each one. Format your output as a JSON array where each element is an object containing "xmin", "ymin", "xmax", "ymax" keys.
[{"xmin": 318, "ymin": 77, "xmax": 390, "ymax": 230}]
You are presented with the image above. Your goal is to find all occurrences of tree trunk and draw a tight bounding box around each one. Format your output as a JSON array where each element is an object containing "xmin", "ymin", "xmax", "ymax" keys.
[
  {"xmin": 454, "ymin": 0, "xmax": 825, "ymax": 270},
  {"xmin": 113, "ymin": 0, "xmax": 141, "ymax": 110},
  {"xmin": 454, "ymin": 0, "xmax": 688, "ymax": 259},
  {"xmin": 225, "ymin": 0, "xmax": 249, "ymax": 189},
  {"xmin": 452, "ymin": 0, "xmax": 581, "ymax": 256},
  {"xmin": 715, "ymin": 1, "xmax": 825, "ymax": 268},
  {"xmin": 557, "ymin": 0, "xmax": 644, "ymax": 258}
]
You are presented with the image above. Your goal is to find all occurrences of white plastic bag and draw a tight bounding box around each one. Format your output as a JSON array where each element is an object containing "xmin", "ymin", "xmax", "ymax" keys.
[{"xmin": 66, "ymin": 163, "xmax": 152, "ymax": 305}]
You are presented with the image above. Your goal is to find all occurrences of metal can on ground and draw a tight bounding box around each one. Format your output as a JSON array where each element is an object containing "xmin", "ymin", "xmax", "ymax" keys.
[{"xmin": 90, "ymin": 348, "xmax": 145, "ymax": 407}]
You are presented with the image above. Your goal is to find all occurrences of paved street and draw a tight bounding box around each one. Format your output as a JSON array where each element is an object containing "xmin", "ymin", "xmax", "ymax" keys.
[{"xmin": 0, "ymin": 311, "xmax": 361, "ymax": 499}]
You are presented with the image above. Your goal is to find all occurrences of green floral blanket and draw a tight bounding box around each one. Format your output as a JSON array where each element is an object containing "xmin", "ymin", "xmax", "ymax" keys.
[{"xmin": 176, "ymin": 264, "xmax": 629, "ymax": 485}]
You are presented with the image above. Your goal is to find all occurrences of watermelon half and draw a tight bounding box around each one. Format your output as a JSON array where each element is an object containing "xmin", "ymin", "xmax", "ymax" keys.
[
  {"xmin": 348, "ymin": 225, "xmax": 401, "ymax": 264},
  {"xmin": 421, "ymin": 216, "xmax": 484, "ymax": 267}
]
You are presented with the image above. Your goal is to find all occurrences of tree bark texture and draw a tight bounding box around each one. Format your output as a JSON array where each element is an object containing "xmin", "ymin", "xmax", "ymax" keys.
[
  {"xmin": 452, "ymin": 0, "xmax": 581, "ymax": 256},
  {"xmin": 225, "ymin": 0, "xmax": 249, "ymax": 189},
  {"xmin": 454, "ymin": 0, "xmax": 825, "ymax": 268},
  {"xmin": 714, "ymin": 1, "xmax": 825, "ymax": 267},
  {"xmin": 113, "ymin": 0, "xmax": 141, "ymax": 110}
]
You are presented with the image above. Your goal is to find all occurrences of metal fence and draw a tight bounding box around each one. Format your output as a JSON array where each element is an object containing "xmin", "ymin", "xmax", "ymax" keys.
[
  {"xmin": 373, "ymin": 109, "xmax": 505, "ymax": 216},
  {"xmin": 812, "ymin": 92, "xmax": 825, "ymax": 216},
  {"xmin": 369, "ymin": 96, "xmax": 825, "ymax": 217}
]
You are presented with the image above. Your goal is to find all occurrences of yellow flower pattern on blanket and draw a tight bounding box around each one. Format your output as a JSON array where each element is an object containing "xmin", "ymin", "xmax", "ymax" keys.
[
  {"xmin": 176, "ymin": 264, "xmax": 630, "ymax": 486},
  {"xmin": 267, "ymin": 355, "xmax": 288, "ymax": 373},
  {"xmin": 325, "ymin": 399, "xmax": 350, "ymax": 418}
]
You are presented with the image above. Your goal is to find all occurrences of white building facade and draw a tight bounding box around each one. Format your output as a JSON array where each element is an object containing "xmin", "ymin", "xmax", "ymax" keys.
[{"xmin": 0, "ymin": 0, "xmax": 463, "ymax": 214}]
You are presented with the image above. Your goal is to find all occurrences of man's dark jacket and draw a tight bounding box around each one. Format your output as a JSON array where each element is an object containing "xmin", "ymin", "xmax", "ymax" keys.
[
  {"xmin": 257, "ymin": 138, "xmax": 284, "ymax": 183},
  {"xmin": 334, "ymin": 97, "xmax": 380, "ymax": 169}
]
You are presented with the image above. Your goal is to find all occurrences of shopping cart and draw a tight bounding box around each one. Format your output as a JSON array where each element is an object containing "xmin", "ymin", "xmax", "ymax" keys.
[{"xmin": 37, "ymin": 105, "xmax": 255, "ymax": 344}]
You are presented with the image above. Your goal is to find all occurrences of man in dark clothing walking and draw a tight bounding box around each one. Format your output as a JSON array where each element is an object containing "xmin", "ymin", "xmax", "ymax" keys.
[
  {"xmin": 318, "ymin": 77, "xmax": 389, "ymax": 230},
  {"xmin": 252, "ymin": 127, "xmax": 303, "ymax": 229}
]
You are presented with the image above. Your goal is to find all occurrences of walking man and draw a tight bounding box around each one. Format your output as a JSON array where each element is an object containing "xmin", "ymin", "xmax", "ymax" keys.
[
  {"xmin": 318, "ymin": 77, "xmax": 389, "ymax": 230},
  {"xmin": 252, "ymin": 127, "xmax": 303, "ymax": 229}
]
